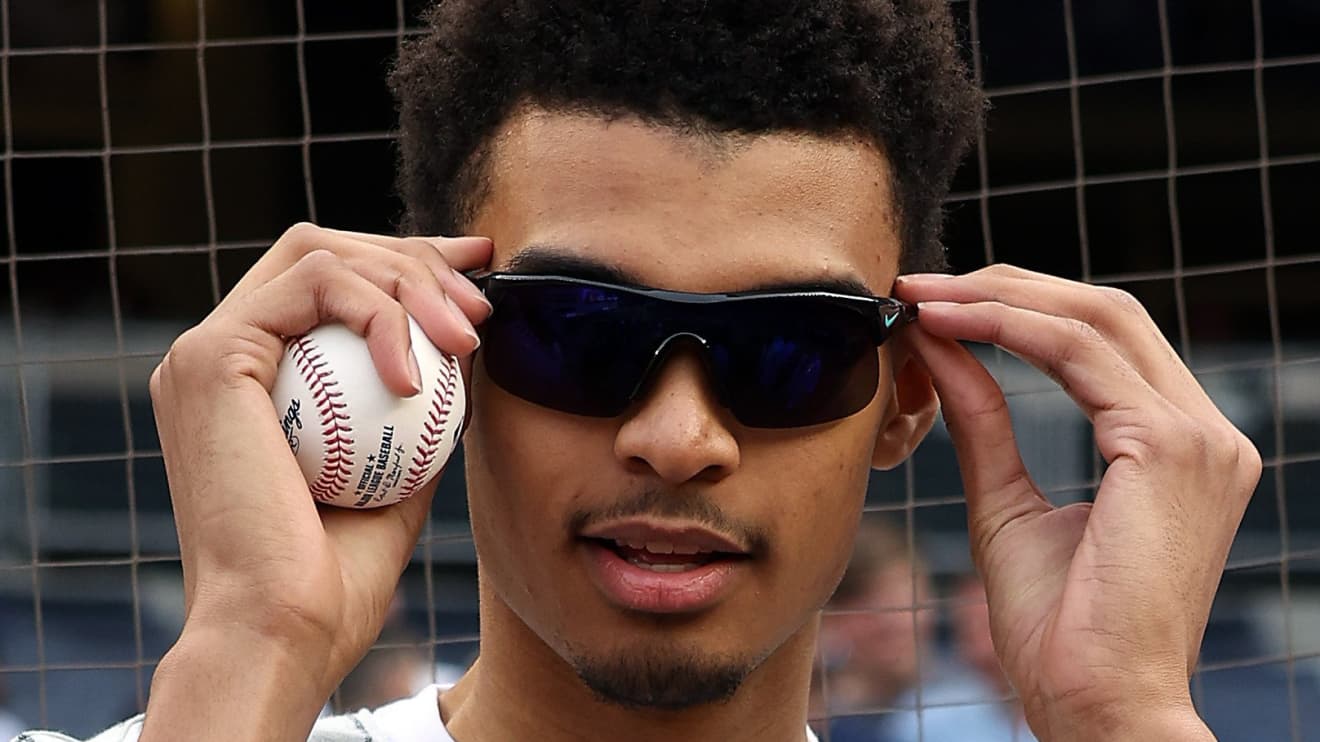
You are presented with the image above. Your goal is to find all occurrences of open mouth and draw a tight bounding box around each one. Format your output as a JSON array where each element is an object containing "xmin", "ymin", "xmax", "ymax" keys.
[
  {"xmin": 577, "ymin": 519, "xmax": 755, "ymax": 612},
  {"xmin": 585, "ymin": 537, "xmax": 747, "ymax": 573}
]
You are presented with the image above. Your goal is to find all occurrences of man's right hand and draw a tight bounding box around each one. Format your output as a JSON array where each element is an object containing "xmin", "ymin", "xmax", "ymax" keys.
[{"xmin": 140, "ymin": 223, "xmax": 492, "ymax": 741}]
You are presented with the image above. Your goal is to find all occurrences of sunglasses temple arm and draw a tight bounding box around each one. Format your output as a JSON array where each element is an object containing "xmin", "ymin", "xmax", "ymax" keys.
[
  {"xmin": 901, "ymin": 300, "xmax": 919, "ymax": 327},
  {"xmin": 890, "ymin": 300, "xmax": 919, "ymax": 334}
]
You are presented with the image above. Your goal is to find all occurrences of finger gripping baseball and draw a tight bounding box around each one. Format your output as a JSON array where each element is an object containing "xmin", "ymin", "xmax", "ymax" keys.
[
  {"xmin": 270, "ymin": 316, "xmax": 466, "ymax": 509},
  {"xmin": 397, "ymin": 350, "xmax": 459, "ymax": 499}
]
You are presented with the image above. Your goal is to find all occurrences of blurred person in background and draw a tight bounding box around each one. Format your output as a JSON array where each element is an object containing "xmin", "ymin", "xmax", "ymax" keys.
[
  {"xmin": 819, "ymin": 520, "xmax": 1037, "ymax": 742},
  {"xmin": 818, "ymin": 517, "xmax": 933, "ymax": 732},
  {"xmin": 332, "ymin": 624, "xmax": 431, "ymax": 715},
  {"xmin": 326, "ymin": 589, "xmax": 468, "ymax": 717},
  {"xmin": 948, "ymin": 576, "xmax": 1035, "ymax": 741}
]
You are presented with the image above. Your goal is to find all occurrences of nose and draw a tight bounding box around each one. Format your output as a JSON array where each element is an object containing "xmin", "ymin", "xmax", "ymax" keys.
[{"xmin": 613, "ymin": 349, "xmax": 740, "ymax": 484}]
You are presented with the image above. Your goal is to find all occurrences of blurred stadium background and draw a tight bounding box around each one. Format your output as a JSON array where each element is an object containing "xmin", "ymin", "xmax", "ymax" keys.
[{"xmin": 0, "ymin": 0, "xmax": 1317, "ymax": 739}]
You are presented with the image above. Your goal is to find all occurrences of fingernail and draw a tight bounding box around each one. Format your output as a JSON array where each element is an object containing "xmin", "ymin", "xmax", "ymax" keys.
[
  {"xmin": 898, "ymin": 273, "xmax": 955, "ymax": 283},
  {"xmin": 446, "ymin": 294, "xmax": 482, "ymax": 348},
  {"xmin": 407, "ymin": 349, "xmax": 423, "ymax": 394}
]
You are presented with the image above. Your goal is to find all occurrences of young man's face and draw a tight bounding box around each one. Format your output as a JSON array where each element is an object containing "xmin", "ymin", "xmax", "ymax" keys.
[{"xmin": 461, "ymin": 109, "xmax": 931, "ymax": 708}]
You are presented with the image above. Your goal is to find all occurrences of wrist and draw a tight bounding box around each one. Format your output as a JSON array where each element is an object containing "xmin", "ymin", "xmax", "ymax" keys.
[
  {"xmin": 1041, "ymin": 699, "xmax": 1214, "ymax": 742},
  {"xmin": 139, "ymin": 624, "xmax": 334, "ymax": 742}
]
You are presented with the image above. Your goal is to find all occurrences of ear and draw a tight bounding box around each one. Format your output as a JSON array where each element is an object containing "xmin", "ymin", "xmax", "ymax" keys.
[{"xmin": 870, "ymin": 342, "xmax": 939, "ymax": 471}]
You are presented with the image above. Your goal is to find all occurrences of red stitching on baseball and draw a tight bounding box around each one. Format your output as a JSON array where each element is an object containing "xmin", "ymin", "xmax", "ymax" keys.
[
  {"xmin": 397, "ymin": 355, "xmax": 457, "ymax": 500},
  {"xmin": 289, "ymin": 335, "xmax": 355, "ymax": 502}
]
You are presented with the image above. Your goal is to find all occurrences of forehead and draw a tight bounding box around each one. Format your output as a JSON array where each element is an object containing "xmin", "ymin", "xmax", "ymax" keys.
[{"xmin": 470, "ymin": 109, "xmax": 902, "ymax": 294}]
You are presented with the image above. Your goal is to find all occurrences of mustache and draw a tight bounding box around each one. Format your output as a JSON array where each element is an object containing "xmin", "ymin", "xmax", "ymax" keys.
[{"xmin": 566, "ymin": 489, "xmax": 771, "ymax": 555}]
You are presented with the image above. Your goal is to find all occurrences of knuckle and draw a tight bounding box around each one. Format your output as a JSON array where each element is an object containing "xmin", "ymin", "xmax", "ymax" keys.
[
  {"xmin": 160, "ymin": 326, "xmax": 214, "ymax": 381},
  {"xmin": 978, "ymin": 301, "xmax": 1007, "ymax": 334},
  {"xmin": 1226, "ymin": 428, "xmax": 1263, "ymax": 488},
  {"xmin": 1095, "ymin": 286, "xmax": 1148, "ymax": 319},
  {"xmin": 1238, "ymin": 436, "xmax": 1265, "ymax": 489},
  {"xmin": 284, "ymin": 250, "xmax": 351, "ymax": 308},
  {"xmin": 1054, "ymin": 318, "xmax": 1105, "ymax": 365},
  {"xmin": 148, "ymin": 362, "xmax": 165, "ymax": 403},
  {"xmin": 167, "ymin": 325, "xmax": 207, "ymax": 363},
  {"xmin": 293, "ymin": 248, "xmax": 345, "ymax": 278},
  {"xmin": 981, "ymin": 263, "xmax": 1024, "ymax": 278},
  {"xmin": 390, "ymin": 269, "xmax": 410, "ymax": 301},
  {"xmin": 359, "ymin": 242, "xmax": 438, "ymax": 288},
  {"xmin": 271, "ymin": 221, "xmax": 324, "ymax": 258},
  {"xmin": 281, "ymin": 221, "xmax": 321, "ymax": 244},
  {"xmin": 1238, "ymin": 432, "xmax": 1263, "ymax": 472},
  {"xmin": 1066, "ymin": 317, "xmax": 1104, "ymax": 344},
  {"xmin": 366, "ymin": 257, "xmax": 426, "ymax": 299}
]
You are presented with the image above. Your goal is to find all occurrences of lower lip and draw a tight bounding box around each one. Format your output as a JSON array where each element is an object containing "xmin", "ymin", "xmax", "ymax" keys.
[{"xmin": 581, "ymin": 540, "xmax": 745, "ymax": 614}]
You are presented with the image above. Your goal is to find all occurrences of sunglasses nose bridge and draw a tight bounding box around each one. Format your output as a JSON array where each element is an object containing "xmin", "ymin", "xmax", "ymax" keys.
[{"xmin": 627, "ymin": 331, "xmax": 730, "ymax": 406}]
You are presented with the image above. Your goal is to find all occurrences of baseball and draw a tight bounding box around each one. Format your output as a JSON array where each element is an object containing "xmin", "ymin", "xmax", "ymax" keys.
[{"xmin": 270, "ymin": 316, "xmax": 465, "ymax": 509}]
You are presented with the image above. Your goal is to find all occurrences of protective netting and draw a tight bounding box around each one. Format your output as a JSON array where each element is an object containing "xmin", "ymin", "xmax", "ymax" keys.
[{"xmin": 0, "ymin": 1, "xmax": 1316, "ymax": 739}]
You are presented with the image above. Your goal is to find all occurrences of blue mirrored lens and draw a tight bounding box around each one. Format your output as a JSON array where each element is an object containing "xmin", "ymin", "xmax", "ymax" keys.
[{"xmin": 480, "ymin": 278, "xmax": 880, "ymax": 427}]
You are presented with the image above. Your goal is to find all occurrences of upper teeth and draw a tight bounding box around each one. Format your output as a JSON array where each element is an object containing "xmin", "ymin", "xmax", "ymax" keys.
[{"xmin": 619, "ymin": 539, "xmax": 705, "ymax": 555}]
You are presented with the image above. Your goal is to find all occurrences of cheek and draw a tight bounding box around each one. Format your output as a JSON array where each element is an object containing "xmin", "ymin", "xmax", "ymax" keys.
[
  {"xmin": 461, "ymin": 373, "xmax": 610, "ymax": 596},
  {"xmin": 467, "ymin": 372, "xmax": 580, "ymax": 575},
  {"xmin": 747, "ymin": 421, "xmax": 876, "ymax": 605}
]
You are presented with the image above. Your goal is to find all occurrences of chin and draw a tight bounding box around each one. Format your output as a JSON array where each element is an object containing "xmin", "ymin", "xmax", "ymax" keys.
[{"xmin": 567, "ymin": 641, "xmax": 757, "ymax": 711}]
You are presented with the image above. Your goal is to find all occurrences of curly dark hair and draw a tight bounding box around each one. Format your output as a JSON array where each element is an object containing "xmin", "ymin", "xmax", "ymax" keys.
[{"xmin": 390, "ymin": 0, "xmax": 983, "ymax": 273}]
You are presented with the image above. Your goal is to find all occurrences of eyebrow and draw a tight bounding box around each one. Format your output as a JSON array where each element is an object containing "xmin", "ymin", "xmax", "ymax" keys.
[{"xmin": 500, "ymin": 244, "xmax": 879, "ymax": 297}]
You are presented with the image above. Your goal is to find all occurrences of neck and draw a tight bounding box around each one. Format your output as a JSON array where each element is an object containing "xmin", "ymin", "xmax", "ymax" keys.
[{"xmin": 441, "ymin": 578, "xmax": 818, "ymax": 742}]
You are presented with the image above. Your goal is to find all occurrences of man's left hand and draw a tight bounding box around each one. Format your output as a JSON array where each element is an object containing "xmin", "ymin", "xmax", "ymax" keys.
[{"xmin": 895, "ymin": 265, "xmax": 1261, "ymax": 741}]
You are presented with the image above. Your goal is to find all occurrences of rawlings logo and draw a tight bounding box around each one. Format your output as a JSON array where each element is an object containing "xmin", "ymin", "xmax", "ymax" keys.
[{"xmin": 281, "ymin": 398, "xmax": 303, "ymax": 454}]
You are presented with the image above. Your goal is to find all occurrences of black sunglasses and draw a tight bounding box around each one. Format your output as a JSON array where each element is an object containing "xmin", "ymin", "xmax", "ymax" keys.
[{"xmin": 473, "ymin": 273, "xmax": 917, "ymax": 428}]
